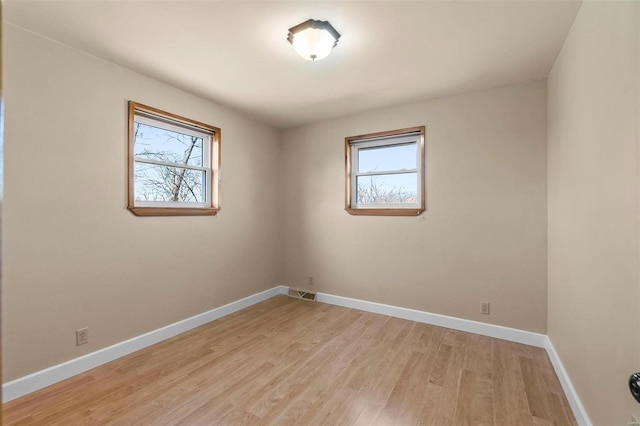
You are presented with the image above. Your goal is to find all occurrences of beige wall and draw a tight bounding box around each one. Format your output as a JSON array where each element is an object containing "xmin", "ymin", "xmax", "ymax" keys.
[
  {"xmin": 2, "ymin": 25, "xmax": 281, "ymax": 381},
  {"xmin": 7, "ymin": 7, "xmax": 639, "ymax": 424},
  {"xmin": 547, "ymin": 2, "xmax": 640, "ymax": 425},
  {"xmin": 280, "ymin": 81, "xmax": 548, "ymax": 333}
]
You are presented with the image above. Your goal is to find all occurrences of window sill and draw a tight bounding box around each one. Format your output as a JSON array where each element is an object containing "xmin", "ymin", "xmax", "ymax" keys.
[
  {"xmin": 345, "ymin": 207, "xmax": 424, "ymax": 216},
  {"xmin": 128, "ymin": 207, "xmax": 219, "ymax": 217}
]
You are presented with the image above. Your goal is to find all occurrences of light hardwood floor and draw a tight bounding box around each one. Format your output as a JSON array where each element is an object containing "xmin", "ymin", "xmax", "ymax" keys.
[{"xmin": 3, "ymin": 296, "xmax": 576, "ymax": 425}]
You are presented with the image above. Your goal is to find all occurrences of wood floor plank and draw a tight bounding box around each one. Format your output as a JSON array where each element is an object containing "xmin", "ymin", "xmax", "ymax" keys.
[
  {"xmin": 453, "ymin": 369, "xmax": 493, "ymax": 426},
  {"xmin": 244, "ymin": 310, "xmax": 366, "ymax": 419},
  {"xmin": 3, "ymin": 296, "xmax": 576, "ymax": 425},
  {"xmin": 492, "ymin": 338, "xmax": 536, "ymax": 425},
  {"xmin": 464, "ymin": 334, "xmax": 493, "ymax": 375},
  {"xmin": 271, "ymin": 314, "xmax": 389, "ymax": 425},
  {"xmin": 423, "ymin": 329, "xmax": 468, "ymax": 425}
]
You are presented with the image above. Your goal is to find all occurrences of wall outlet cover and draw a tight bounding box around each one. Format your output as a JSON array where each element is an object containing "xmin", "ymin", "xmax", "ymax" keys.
[{"xmin": 76, "ymin": 328, "xmax": 88, "ymax": 346}]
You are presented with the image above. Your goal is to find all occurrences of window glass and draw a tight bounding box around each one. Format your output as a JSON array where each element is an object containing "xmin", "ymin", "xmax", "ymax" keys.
[
  {"xmin": 356, "ymin": 173, "xmax": 418, "ymax": 205},
  {"xmin": 134, "ymin": 162, "xmax": 206, "ymax": 203},
  {"xmin": 133, "ymin": 122, "xmax": 204, "ymax": 167},
  {"xmin": 358, "ymin": 143, "xmax": 416, "ymax": 173}
]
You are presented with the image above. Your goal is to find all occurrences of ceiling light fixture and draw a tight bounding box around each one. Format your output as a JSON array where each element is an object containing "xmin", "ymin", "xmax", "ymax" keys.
[{"xmin": 287, "ymin": 19, "xmax": 341, "ymax": 61}]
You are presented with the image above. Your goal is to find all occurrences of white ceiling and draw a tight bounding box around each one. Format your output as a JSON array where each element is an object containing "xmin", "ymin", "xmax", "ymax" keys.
[{"xmin": 4, "ymin": 1, "xmax": 581, "ymax": 129}]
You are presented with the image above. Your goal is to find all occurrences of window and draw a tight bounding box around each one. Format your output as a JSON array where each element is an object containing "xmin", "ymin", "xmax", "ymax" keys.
[
  {"xmin": 345, "ymin": 126, "xmax": 425, "ymax": 216},
  {"xmin": 127, "ymin": 101, "xmax": 221, "ymax": 216}
]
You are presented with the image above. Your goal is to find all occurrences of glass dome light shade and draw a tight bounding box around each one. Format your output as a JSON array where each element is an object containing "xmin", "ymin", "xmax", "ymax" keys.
[{"xmin": 287, "ymin": 19, "xmax": 340, "ymax": 61}]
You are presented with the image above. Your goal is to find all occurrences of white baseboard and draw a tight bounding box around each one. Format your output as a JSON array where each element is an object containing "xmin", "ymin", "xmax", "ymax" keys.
[
  {"xmin": 316, "ymin": 292, "xmax": 548, "ymax": 347},
  {"xmin": 4, "ymin": 285, "xmax": 591, "ymax": 426},
  {"xmin": 544, "ymin": 338, "xmax": 592, "ymax": 426},
  {"xmin": 2, "ymin": 285, "xmax": 289, "ymax": 403},
  {"xmin": 314, "ymin": 290, "xmax": 591, "ymax": 425}
]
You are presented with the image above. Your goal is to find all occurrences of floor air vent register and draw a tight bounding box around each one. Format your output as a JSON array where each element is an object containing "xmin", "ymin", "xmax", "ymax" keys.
[{"xmin": 287, "ymin": 288, "xmax": 317, "ymax": 301}]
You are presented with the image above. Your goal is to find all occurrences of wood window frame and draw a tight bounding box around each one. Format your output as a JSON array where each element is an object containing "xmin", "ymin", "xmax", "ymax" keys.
[
  {"xmin": 127, "ymin": 101, "xmax": 221, "ymax": 216},
  {"xmin": 345, "ymin": 126, "xmax": 426, "ymax": 216}
]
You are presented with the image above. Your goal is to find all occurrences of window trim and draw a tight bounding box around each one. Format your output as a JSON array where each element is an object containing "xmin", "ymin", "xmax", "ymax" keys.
[
  {"xmin": 345, "ymin": 126, "xmax": 426, "ymax": 216},
  {"xmin": 127, "ymin": 101, "xmax": 221, "ymax": 216}
]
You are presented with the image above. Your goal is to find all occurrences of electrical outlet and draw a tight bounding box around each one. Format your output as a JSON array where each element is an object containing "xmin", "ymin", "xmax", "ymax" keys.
[
  {"xmin": 76, "ymin": 328, "xmax": 88, "ymax": 346},
  {"xmin": 308, "ymin": 276, "xmax": 314, "ymax": 286},
  {"xmin": 481, "ymin": 302, "xmax": 490, "ymax": 315}
]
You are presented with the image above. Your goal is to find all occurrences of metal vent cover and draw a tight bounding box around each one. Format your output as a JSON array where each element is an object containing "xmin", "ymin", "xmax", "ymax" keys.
[{"xmin": 287, "ymin": 288, "xmax": 317, "ymax": 301}]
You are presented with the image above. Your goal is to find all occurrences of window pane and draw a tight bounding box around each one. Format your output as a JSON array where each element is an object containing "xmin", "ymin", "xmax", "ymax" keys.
[
  {"xmin": 133, "ymin": 122, "xmax": 203, "ymax": 167},
  {"xmin": 356, "ymin": 173, "xmax": 418, "ymax": 205},
  {"xmin": 358, "ymin": 143, "xmax": 416, "ymax": 173},
  {"xmin": 134, "ymin": 162, "xmax": 205, "ymax": 203}
]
